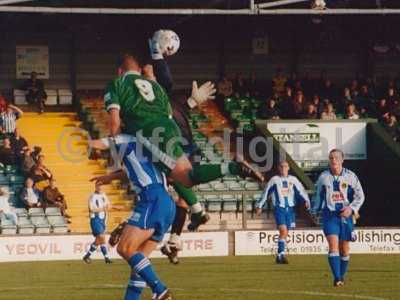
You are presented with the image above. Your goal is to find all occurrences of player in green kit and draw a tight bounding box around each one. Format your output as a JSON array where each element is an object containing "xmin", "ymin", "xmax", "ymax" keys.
[{"xmin": 105, "ymin": 53, "xmax": 263, "ymax": 237}]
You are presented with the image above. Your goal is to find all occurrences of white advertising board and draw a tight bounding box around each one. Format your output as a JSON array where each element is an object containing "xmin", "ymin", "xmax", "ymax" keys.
[
  {"xmin": 266, "ymin": 121, "xmax": 367, "ymax": 166},
  {"xmin": 235, "ymin": 229, "xmax": 400, "ymax": 255},
  {"xmin": 0, "ymin": 231, "xmax": 228, "ymax": 262},
  {"xmin": 16, "ymin": 46, "xmax": 49, "ymax": 79}
]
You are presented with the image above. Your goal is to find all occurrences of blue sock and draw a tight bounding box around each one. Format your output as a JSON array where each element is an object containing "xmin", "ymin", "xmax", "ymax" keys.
[
  {"xmin": 340, "ymin": 256, "xmax": 350, "ymax": 280},
  {"xmin": 278, "ymin": 239, "xmax": 286, "ymax": 257},
  {"xmin": 128, "ymin": 253, "xmax": 166, "ymax": 295},
  {"xmin": 85, "ymin": 243, "xmax": 97, "ymax": 257},
  {"xmin": 328, "ymin": 252, "xmax": 341, "ymax": 281},
  {"xmin": 125, "ymin": 272, "xmax": 146, "ymax": 300},
  {"xmin": 100, "ymin": 244, "xmax": 109, "ymax": 258}
]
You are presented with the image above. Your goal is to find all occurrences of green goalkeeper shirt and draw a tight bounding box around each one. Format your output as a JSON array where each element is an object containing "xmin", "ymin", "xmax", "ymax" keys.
[{"xmin": 104, "ymin": 70, "xmax": 173, "ymax": 134}]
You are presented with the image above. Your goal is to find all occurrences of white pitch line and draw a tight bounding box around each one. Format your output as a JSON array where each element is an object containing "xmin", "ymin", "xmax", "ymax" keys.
[
  {"xmin": 0, "ymin": 285, "xmax": 389, "ymax": 300},
  {"xmin": 220, "ymin": 288, "xmax": 390, "ymax": 300}
]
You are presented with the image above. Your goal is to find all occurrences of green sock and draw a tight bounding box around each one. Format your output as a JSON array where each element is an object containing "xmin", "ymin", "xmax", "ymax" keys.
[
  {"xmin": 172, "ymin": 182, "xmax": 198, "ymax": 206},
  {"xmin": 189, "ymin": 162, "xmax": 239, "ymax": 184}
]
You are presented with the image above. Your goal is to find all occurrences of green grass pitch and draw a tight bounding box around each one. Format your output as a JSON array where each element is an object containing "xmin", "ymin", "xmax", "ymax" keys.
[{"xmin": 0, "ymin": 255, "xmax": 399, "ymax": 300}]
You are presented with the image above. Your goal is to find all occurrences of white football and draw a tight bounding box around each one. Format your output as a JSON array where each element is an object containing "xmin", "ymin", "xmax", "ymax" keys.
[{"xmin": 153, "ymin": 29, "xmax": 180, "ymax": 56}]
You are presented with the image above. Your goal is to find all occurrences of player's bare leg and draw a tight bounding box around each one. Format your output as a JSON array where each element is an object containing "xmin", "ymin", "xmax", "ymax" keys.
[
  {"xmin": 83, "ymin": 235, "xmax": 110, "ymax": 264},
  {"xmin": 161, "ymin": 198, "xmax": 187, "ymax": 264}
]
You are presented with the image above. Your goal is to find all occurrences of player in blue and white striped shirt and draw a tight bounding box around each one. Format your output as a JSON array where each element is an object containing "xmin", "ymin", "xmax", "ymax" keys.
[
  {"xmin": 83, "ymin": 184, "xmax": 112, "ymax": 264},
  {"xmin": 0, "ymin": 104, "xmax": 23, "ymax": 136},
  {"xmin": 90, "ymin": 134, "xmax": 175, "ymax": 300},
  {"xmin": 256, "ymin": 160, "xmax": 310, "ymax": 264},
  {"xmin": 312, "ymin": 149, "xmax": 365, "ymax": 287}
]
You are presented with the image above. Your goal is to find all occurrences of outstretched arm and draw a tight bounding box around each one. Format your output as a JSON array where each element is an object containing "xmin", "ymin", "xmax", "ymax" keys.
[{"xmin": 8, "ymin": 104, "xmax": 23, "ymax": 116}]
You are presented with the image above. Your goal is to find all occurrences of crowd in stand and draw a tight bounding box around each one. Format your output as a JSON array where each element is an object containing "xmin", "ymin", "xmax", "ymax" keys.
[
  {"xmin": 217, "ymin": 69, "xmax": 400, "ymax": 142},
  {"xmin": 0, "ymin": 100, "xmax": 69, "ymax": 225}
]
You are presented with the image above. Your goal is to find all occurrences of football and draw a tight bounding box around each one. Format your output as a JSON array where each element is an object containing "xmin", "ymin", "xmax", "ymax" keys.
[{"xmin": 153, "ymin": 29, "xmax": 180, "ymax": 56}]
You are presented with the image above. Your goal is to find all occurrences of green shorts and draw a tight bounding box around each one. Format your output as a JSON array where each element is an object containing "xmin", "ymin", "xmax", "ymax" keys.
[{"xmin": 136, "ymin": 117, "xmax": 185, "ymax": 174}]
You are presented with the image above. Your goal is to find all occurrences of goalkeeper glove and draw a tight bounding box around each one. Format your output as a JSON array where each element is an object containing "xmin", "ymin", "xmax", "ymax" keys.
[
  {"xmin": 187, "ymin": 81, "xmax": 216, "ymax": 109},
  {"xmin": 148, "ymin": 37, "xmax": 163, "ymax": 60}
]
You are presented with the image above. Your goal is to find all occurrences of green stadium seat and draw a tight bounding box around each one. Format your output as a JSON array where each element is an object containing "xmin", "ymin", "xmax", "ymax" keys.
[
  {"xmin": 15, "ymin": 208, "xmax": 28, "ymax": 217},
  {"xmin": 47, "ymin": 216, "xmax": 69, "ymax": 233},
  {"xmin": 0, "ymin": 218, "xmax": 17, "ymax": 235},
  {"xmin": 5, "ymin": 165, "xmax": 18, "ymax": 175},
  {"xmin": 28, "ymin": 207, "xmax": 45, "ymax": 217},
  {"xmin": 238, "ymin": 195, "xmax": 254, "ymax": 212},
  {"xmin": 9, "ymin": 175, "xmax": 25, "ymax": 186},
  {"xmin": 212, "ymin": 182, "xmax": 228, "ymax": 192},
  {"xmin": 45, "ymin": 207, "xmax": 62, "ymax": 216},
  {"xmin": 204, "ymin": 195, "xmax": 221, "ymax": 212},
  {"xmin": 221, "ymin": 194, "xmax": 238, "ymax": 212},
  {"xmin": 227, "ymin": 182, "xmax": 244, "ymax": 191},
  {"xmin": 244, "ymin": 182, "xmax": 261, "ymax": 191},
  {"xmin": 17, "ymin": 217, "xmax": 35, "ymax": 234},
  {"xmin": 31, "ymin": 216, "xmax": 51, "ymax": 234},
  {"xmin": 198, "ymin": 183, "xmax": 213, "ymax": 192}
]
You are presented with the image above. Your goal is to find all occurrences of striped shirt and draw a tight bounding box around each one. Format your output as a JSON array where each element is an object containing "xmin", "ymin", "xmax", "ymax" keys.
[
  {"xmin": 101, "ymin": 134, "xmax": 167, "ymax": 193},
  {"xmin": 256, "ymin": 175, "xmax": 310, "ymax": 209},
  {"xmin": 312, "ymin": 168, "xmax": 365, "ymax": 214},
  {"xmin": 88, "ymin": 192, "xmax": 110, "ymax": 219},
  {"xmin": 0, "ymin": 112, "xmax": 19, "ymax": 134}
]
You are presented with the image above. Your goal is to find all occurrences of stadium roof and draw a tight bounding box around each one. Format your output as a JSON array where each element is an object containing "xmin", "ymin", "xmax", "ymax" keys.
[{"xmin": 2, "ymin": 0, "xmax": 400, "ymax": 14}]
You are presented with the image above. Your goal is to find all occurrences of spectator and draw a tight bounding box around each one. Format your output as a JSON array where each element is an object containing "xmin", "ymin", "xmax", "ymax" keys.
[
  {"xmin": 355, "ymin": 85, "xmax": 374, "ymax": 116},
  {"xmin": 232, "ymin": 72, "xmax": 248, "ymax": 97},
  {"xmin": 350, "ymin": 79, "xmax": 359, "ymax": 98},
  {"xmin": 387, "ymin": 87, "xmax": 399, "ymax": 110},
  {"xmin": 29, "ymin": 164, "xmax": 51, "ymax": 192},
  {"xmin": 0, "ymin": 103, "xmax": 23, "ymax": 137},
  {"xmin": 0, "ymin": 137, "xmax": 16, "ymax": 166},
  {"xmin": 258, "ymin": 99, "xmax": 280, "ymax": 120},
  {"xmin": 23, "ymin": 71, "xmax": 47, "ymax": 113},
  {"xmin": 312, "ymin": 94, "xmax": 324, "ymax": 117},
  {"xmin": 366, "ymin": 77, "xmax": 377, "ymax": 99},
  {"xmin": 272, "ymin": 68, "xmax": 287, "ymax": 95},
  {"xmin": 36, "ymin": 154, "xmax": 53, "ymax": 180},
  {"xmin": 303, "ymin": 103, "xmax": 318, "ymax": 119},
  {"xmin": 383, "ymin": 114, "xmax": 399, "ymax": 142},
  {"xmin": 320, "ymin": 79, "xmax": 337, "ymax": 102},
  {"xmin": 10, "ymin": 128, "xmax": 28, "ymax": 162},
  {"xmin": 321, "ymin": 103, "xmax": 337, "ymax": 120},
  {"xmin": 375, "ymin": 98, "xmax": 390, "ymax": 122},
  {"xmin": 292, "ymin": 90, "xmax": 306, "ymax": 118},
  {"xmin": 286, "ymin": 72, "xmax": 298, "ymax": 89},
  {"xmin": 338, "ymin": 87, "xmax": 353, "ymax": 114},
  {"xmin": 247, "ymin": 72, "xmax": 261, "ymax": 97},
  {"xmin": 344, "ymin": 104, "xmax": 360, "ymax": 120},
  {"xmin": 0, "ymin": 187, "xmax": 18, "ymax": 225},
  {"xmin": 278, "ymin": 86, "xmax": 293, "ymax": 118},
  {"xmin": 217, "ymin": 75, "xmax": 233, "ymax": 98},
  {"xmin": 43, "ymin": 179, "xmax": 70, "ymax": 219},
  {"xmin": 21, "ymin": 177, "xmax": 42, "ymax": 208},
  {"xmin": 31, "ymin": 146, "xmax": 42, "ymax": 163},
  {"xmin": 22, "ymin": 148, "xmax": 36, "ymax": 175}
]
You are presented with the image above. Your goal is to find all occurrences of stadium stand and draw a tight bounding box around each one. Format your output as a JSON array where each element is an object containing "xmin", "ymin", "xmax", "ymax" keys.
[{"xmin": 15, "ymin": 112, "xmax": 133, "ymax": 233}]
